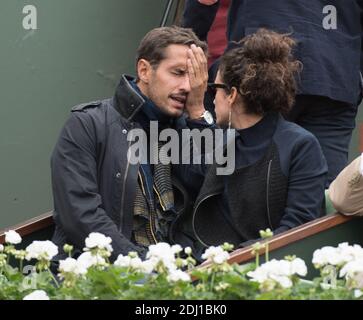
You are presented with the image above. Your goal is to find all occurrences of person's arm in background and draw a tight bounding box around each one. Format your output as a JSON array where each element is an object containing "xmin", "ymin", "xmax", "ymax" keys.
[
  {"xmin": 51, "ymin": 112, "xmax": 147, "ymax": 260},
  {"xmin": 182, "ymin": 0, "xmax": 220, "ymax": 41},
  {"xmin": 329, "ymin": 155, "xmax": 363, "ymax": 216},
  {"xmin": 357, "ymin": 0, "xmax": 363, "ymax": 103}
]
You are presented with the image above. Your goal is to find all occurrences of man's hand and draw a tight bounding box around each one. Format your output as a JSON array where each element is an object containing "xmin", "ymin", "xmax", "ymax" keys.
[
  {"xmin": 198, "ymin": 0, "xmax": 219, "ymax": 5},
  {"xmin": 186, "ymin": 44, "xmax": 208, "ymax": 119}
]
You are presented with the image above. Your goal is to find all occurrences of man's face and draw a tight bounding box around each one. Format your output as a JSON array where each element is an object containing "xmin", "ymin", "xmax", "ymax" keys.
[{"xmin": 138, "ymin": 44, "xmax": 192, "ymax": 118}]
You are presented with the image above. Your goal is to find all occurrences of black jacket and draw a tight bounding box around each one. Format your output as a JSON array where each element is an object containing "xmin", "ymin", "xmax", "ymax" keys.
[
  {"xmin": 173, "ymin": 114, "xmax": 328, "ymax": 257},
  {"xmin": 50, "ymin": 75, "xmax": 193, "ymax": 260},
  {"xmin": 183, "ymin": 0, "xmax": 363, "ymax": 105}
]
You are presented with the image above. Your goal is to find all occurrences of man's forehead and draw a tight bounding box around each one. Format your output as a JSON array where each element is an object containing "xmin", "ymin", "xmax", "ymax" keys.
[{"xmin": 162, "ymin": 44, "xmax": 190, "ymax": 65}]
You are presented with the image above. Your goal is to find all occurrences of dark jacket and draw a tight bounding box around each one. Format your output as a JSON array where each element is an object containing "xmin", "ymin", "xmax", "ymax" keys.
[
  {"xmin": 183, "ymin": 0, "xmax": 363, "ymax": 105},
  {"xmin": 173, "ymin": 113, "xmax": 328, "ymax": 257},
  {"xmin": 50, "ymin": 75, "xmax": 195, "ymax": 261}
]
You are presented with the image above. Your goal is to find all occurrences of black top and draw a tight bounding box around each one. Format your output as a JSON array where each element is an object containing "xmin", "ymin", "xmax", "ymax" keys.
[{"xmin": 175, "ymin": 112, "xmax": 328, "ymax": 246}]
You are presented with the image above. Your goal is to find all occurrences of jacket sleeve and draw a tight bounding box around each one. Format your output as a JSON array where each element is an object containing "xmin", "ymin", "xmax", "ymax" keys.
[
  {"xmin": 173, "ymin": 119, "xmax": 217, "ymax": 200},
  {"xmin": 51, "ymin": 112, "xmax": 146, "ymax": 259},
  {"xmin": 359, "ymin": 0, "xmax": 363, "ymax": 98},
  {"xmin": 328, "ymin": 155, "xmax": 363, "ymax": 216},
  {"xmin": 182, "ymin": 0, "xmax": 220, "ymax": 41},
  {"xmin": 275, "ymin": 135, "xmax": 328, "ymax": 234}
]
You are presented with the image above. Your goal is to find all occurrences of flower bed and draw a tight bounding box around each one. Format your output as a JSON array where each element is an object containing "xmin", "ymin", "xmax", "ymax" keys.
[{"xmin": 0, "ymin": 230, "xmax": 362, "ymax": 300}]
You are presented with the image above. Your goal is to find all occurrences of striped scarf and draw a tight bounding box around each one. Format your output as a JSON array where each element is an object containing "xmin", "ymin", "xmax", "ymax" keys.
[{"xmin": 132, "ymin": 142, "xmax": 175, "ymax": 247}]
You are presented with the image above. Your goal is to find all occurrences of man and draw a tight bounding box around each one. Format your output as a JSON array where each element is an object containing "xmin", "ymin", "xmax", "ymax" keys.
[
  {"xmin": 329, "ymin": 154, "xmax": 363, "ymax": 216},
  {"xmin": 183, "ymin": 0, "xmax": 363, "ymax": 186},
  {"xmin": 50, "ymin": 26, "xmax": 212, "ymax": 262}
]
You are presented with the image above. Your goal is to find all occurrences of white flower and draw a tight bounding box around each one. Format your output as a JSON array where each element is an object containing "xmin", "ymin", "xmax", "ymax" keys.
[
  {"xmin": 338, "ymin": 243, "xmax": 363, "ymax": 262},
  {"xmin": 58, "ymin": 257, "xmax": 87, "ymax": 276},
  {"xmin": 23, "ymin": 290, "xmax": 50, "ymax": 300},
  {"xmin": 171, "ymin": 244, "xmax": 183, "ymax": 254},
  {"xmin": 85, "ymin": 232, "xmax": 113, "ymax": 252},
  {"xmin": 354, "ymin": 289, "xmax": 363, "ymax": 298},
  {"xmin": 5, "ymin": 230, "xmax": 22, "ymax": 245},
  {"xmin": 114, "ymin": 254, "xmax": 131, "ymax": 268},
  {"xmin": 114, "ymin": 254, "xmax": 155, "ymax": 274},
  {"xmin": 247, "ymin": 267, "xmax": 269, "ymax": 283},
  {"xmin": 339, "ymin": 259, "xmax": 363, "ymax": 289},
  {"xmin": 146, "ymin": 242, "xmax": 176, "ymax": 268},
  {"xmin": 279, "ymin": 276, "xmax": 293, "ymax": 288},
  {"xmin": 25, "ymin": 240, "xmax": 58, "ymax": 261},
  {"xmin": 140, "ymin": 260, "xmax": 156, "ymax": 274},
  {"xmin": 247, "ymin": 258, "xmax": 307, "ymax": 291},
  {"xmin": 215, "ymin": 282, "xmax": 230, "ymax": 291},
  {"xmin": 201, "ymin": 246, "xmax": 229, "ymax": 264},
  {"xmin": 270, "ymin": 274, "xmax": 292, "ymax": 288},
  {"xmin": 184, "ymin": 247, "xmax": 192, "ymax": 255},
  {"xmin": 0, "ymin": 244, "xmax": 4, "ymax": 252},
  {"xmin": 167, "ymin": 269, "xmax": 191, "ymax": 282},
  {"xmin": 312, "ymin": 246, "xmax": 345, "ymax": 268},
  {"xmin": 77, "ymin": 251, "xmax": 106, "ymax": 269},
  {"xmin": 313, "ymin": 243, "xmax": 363, "ymax": 269},
  {"xmin": 130, "ymin": 257, "xmax": 143, "ymax": 270},
  {"xmin": 290, "ymin": 258, "xmax": 308, "ymax": 277},
  {"xmin": 114, "ymin": 255, "xmax": 138, "ymax": 268}
]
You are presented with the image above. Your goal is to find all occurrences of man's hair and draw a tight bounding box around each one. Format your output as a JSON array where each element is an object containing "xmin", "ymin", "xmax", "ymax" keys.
[
  {"xmin": 136, "ymin": 26, "xmax": 208, "ymax": 70},
  {"xmin": 219, "ymin": 28, "xmax": 302, "ymax": 116}
]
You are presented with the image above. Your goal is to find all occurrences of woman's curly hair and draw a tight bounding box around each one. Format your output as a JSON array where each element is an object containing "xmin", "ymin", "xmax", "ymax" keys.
[{"xmin": 219, "ymin": 28, "xmax": 302, "ymax": 115}]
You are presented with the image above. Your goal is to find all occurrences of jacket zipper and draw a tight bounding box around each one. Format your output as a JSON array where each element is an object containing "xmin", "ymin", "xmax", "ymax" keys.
[
  {"xmin": 119, "ymin": 124, "xmax": 134, "ymax": 232},
  {"xmin": 266, "ymin": 159, "xmax": 273, "ymax": 229},
  {"xmin": 192, "ymin": 192, "xmax": 221, "ymax": 247},
  {"xmin": 153, "ymin": 186, "xmax": 166, "ymax": 211}
]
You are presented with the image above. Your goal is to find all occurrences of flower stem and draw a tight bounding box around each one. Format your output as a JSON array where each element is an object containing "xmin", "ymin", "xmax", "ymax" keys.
[
  {"xmin": 330, "ymin": 267, "xmax": 337, "ymax": 289},
  {"xmin": 210, "ymin": 271, "xmax": 215, "ymax": 292},
  {"xmin": 19, "ymin": 259, "xmax": 23, "ymax": 275},
  {"xmin": 47, "ymin": 268, "xmax": 60, "ymax": 288}
]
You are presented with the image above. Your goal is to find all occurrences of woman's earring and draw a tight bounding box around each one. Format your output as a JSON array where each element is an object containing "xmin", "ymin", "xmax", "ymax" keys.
[{"xmin": 228, "ymin": 109, "xmax": 232, "ymax": 130}]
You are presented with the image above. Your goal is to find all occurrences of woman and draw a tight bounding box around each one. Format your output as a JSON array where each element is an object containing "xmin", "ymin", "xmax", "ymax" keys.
[
  {"xmin": 183, "ymin": 0, "xmax": 362, "ymax": 186},
  {"xmin": 173, "ymin": 29, "xmax": 328, "ymax": 256}
]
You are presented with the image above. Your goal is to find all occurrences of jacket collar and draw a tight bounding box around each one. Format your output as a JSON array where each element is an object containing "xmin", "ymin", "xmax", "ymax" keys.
[
  {"xmin": 113, "ymin": 74, "xmax": 145, "ymax": 121},
  {"xmin": 236, "ymin": 112, "xmax": 279, "ymax": 147},
  {"xmin": 113, "ymin": 74, "xmax": 188, "ymax": 128},
  {"xmin": 129, "ymin": 80, "xmax": 175, "ymax": 129}
]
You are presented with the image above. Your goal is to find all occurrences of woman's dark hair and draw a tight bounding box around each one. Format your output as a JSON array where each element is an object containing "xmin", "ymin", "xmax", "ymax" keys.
[{"xmin": 219, "ymin": 28, "xmax": 302, "ymax": 115}]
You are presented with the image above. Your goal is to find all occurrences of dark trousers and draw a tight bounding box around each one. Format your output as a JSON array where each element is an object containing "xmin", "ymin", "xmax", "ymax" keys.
[{"xmin": 288, "ymin": 95, "xmax": 359, "ymax": 187}]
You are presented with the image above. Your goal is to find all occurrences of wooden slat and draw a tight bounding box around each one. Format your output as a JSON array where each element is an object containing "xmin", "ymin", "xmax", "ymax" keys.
[
  {"xmin": 0, "ymin": 211, "xmax": 355, "ymax": 260},
  {"xmin": 198, "ymin": 213, "xmax": 354, "ymax": 269},
  {"xmin": 0, "ymin": 211, "xmax": 54, "ymax": 244}
]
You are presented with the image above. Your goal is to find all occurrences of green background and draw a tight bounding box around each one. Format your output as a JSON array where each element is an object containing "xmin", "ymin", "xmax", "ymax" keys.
[{"xmin": 0, "ymin": 0, "xmax": 177, "ymax": 228}]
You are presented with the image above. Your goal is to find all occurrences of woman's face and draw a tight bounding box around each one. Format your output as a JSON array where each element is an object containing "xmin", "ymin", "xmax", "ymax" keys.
[{"xmin": 214, "ymin": 72, "xmax": 231, "ymax": 127}]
